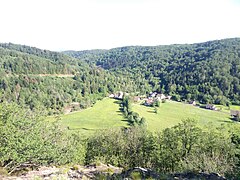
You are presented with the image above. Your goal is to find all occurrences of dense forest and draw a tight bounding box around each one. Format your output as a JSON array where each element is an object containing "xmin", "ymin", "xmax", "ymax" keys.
[
  {"xmin": 0, "ymin": 43, "xmax": 150, "ymax": 114},
  {"xmin": 65, "ymin": 38, "xmax": 240, "ymax": 105},
  {"xmin": 1, "ymin": 39, "xmax": 239, "ymax": 114}
]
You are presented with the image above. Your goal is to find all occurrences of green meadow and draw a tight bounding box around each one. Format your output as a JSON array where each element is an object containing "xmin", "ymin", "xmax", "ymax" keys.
[
  {"xmin": 132, "ymin": 101, "xmax": 239, "ymax": 131},
  {"xmin": 51, "ymin": 98, "xmax": 239, "ymax": 134},
  {"xmin": 51, "ymin": 98, "xmax": 127, "ymax": 133}
]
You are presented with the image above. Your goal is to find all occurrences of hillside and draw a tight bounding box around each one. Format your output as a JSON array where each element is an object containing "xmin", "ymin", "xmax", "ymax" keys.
[
  {"xmin": 49, "ymin": 98, "xmax": 128, "ymax": 134},
  {"xmin": 65, "ymin": 38, "xmax": 240, "ymax": 105},
  {"xmin": 0, "ymin": 43, "xmax": 81, "ymax": 66},
  {"xmin": 0, "ymin": 44, "xmax": 148, "ymax": 114}
]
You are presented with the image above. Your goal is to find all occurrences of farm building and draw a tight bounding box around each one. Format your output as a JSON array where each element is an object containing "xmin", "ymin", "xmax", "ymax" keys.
[
  {"xmin": 145, "ymin": 99, "xmax": 154, "ymax": 106},
  {"xmin": 230, "ymin": 110, "xmax": 240, "ymax": 117},
  {"xmin": 109, "ymin": 94, "xmax": 115, "ymax": 98},
  {"xmin": 189, "ymin": 100, "xmax": 196, "ymax": 106},
  {"xmin": 206, "ymin": 104, "xmax": 217, "ymax": 110}
]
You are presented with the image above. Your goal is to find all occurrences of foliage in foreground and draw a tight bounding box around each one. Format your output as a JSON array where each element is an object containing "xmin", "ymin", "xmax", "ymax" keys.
[
  {"xmin": 0, "ymin": 102, "xmax": 239, "ymax": 178},
  {"xmin": 86, "ymin": 119, "xmax": 240, "ymax": 177},
  {"xmin": 0, "ymin": 103, "xmax": 85, "ymax": 174}
]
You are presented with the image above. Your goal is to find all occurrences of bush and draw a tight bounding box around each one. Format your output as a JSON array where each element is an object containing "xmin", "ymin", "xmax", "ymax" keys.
[
  {"xmin": 86, "ymin": 127, "xmax": 153, "ymax": 168},
  {"xmin": 0, "ymin": 102, "xmax": 85, "ymax": 174},
  {"xmin": 86, "ymin": 119, "xmax": 238, "ymax": 177}
]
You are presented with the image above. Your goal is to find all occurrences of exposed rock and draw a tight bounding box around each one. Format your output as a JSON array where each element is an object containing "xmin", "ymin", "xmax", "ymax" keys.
[
  {"xmin": 0, "ymin": 165, "xmax": 227, "ymax": 180},
  {"xmin": 0, "ymin": 163, "xmax": 122, "ymax": 180},
  {"xmin": 116, "ymin": 167, "xmax": 161, "ymax": 179}
]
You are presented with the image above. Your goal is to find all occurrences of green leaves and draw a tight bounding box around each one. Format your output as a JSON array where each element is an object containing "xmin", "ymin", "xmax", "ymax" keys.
[
  {"xmin": 69, "ymin": 38, "xmax": 240, "ymax": 105},
  {"xmin": 0, "ymin": 102, "xmax": 85, "ymax": 173},
  {"xmin": 86, "ymin": 119, "xmax": 238, "ymax": 176}
]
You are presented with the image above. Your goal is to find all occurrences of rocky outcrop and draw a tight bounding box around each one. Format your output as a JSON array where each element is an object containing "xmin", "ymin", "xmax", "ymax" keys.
[
  {"xmin": 0, "ymin": 164, "xmax": 122, "ymax": 180},
  {"xmin": 0, "ymin": 165, "xmax": 227, "ymax": 180}
]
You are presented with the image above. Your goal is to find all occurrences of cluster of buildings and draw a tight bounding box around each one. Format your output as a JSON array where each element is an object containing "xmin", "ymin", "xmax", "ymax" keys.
[
  {"xmin": 143, "ymin": 92, "xmax": 172, "ymax": 106},
  {"xmin": 109, "ymin": 92, "xmax": 240, "ymax": 121},
  {"xmin": 109, "ymin": 91, "xmax": 172, "ymax": 106},
  {"xmin": 187, "ymin": 101, "xmax": 218, "ymax": 111}
]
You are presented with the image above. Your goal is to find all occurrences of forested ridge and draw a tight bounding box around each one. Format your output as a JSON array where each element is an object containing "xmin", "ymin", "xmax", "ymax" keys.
[
  {"xmin": 65, "ymin": 38, "xmax": 240, "ymax": 105},
  {"xmin": 0, "ymin": 43, "xmax": 150, "ymax": 114},
  {"xmin": 1, "ymin": 38, "xmax": 239, "ymax": 114}
]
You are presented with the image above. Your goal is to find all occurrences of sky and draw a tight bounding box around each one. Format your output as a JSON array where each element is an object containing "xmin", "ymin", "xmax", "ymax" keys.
[{"xmin": 0, "ymin": 0, "xmax": 240, "ymax": 51}]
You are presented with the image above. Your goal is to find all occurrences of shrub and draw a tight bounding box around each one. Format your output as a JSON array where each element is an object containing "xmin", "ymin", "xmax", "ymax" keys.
[{"xmin": 0, "ymin": 102, "xmax": 85, "ymax": 174}]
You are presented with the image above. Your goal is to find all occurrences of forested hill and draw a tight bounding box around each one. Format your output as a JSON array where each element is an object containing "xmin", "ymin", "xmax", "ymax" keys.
[
  {"xmin": 65, "ymin": 38, "xmax": 240, "ymax": 105},
  {"xmin": 1, "ymin": 38, "xmax": 240, "ymax": 113},
  {"xmin": 64, "ymin": 49, "xmax": 107, "ymax": 63},
  {"xmin": 0, "ymin": 43, "xmax": 150, "ymax": 114},
  {"xmin": 0, "ymin": 43, "xmax": 81, "ymax": 65},
  {"xmin": 0, "ymin": 43, "xmax": 89, "ymax": 75}
]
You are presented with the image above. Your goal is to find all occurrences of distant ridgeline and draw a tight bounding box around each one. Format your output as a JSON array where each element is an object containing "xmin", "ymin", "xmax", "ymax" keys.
[
  {"xmin": 64, "ymin": 38, "xmax": 240, "ymax": 105},
  {"xmin": 0, "ymin": 43, "xmax": 149, "ymax": 114},
  {"xmin": 0, "ymin": 38, "xmax": 239, "ymax": 114}
]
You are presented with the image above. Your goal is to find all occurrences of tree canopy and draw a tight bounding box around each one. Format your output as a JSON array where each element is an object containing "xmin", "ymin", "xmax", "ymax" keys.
[{"xmin": 65, "ymin": 38, "xmax": 240, "ymax": 105}]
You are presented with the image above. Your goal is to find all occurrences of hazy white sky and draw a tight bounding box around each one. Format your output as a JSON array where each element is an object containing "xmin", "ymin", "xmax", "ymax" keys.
[{"xmin": 0, "ymin": 0, "xmax": 239, "ymax": 51}]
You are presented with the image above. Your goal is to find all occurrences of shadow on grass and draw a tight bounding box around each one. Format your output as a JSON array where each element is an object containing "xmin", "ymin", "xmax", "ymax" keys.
[
  {"xmin": 69, "ymin": 127, "xmax": 96, "ymax": 131},
  {"xmin": 117, "ymin": 113, "xmax": 125, "ymax": 116},
  {"xmin": 228, "ymin": 117, "xmax": 240, "ymax": 122},
  {"xmin": 113, "ymin": 100, "xmax": 121, "ymax": 104},
  {"xmin": 147, "ymin": 110, "xmax": 155, "ymax": 113},
  {"xmin": 217, "ymin": 118, "xmax": 239, "ymax": 124}
]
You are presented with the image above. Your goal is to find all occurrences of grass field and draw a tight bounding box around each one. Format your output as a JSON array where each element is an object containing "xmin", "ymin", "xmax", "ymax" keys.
[
  {"xmin": 49, "ymin": 98, "xmax": 239, "ymax": 134},
  {"xmin": 132, "ymin": 101, "xmax": 239, "ymax": 131},
  {"xmin": 52, "ymin": 98, "xmax": 127, "ymax": 134}
]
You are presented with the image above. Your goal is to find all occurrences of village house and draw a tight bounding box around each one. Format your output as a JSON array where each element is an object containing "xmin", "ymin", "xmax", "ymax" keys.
[
  {"xmin": 206, "ymin": 104, "xmax": 217, "ymax": 110},
  {"xmin": 109, "ymin": 92, "xmax": 124, "ymax": 99},
  {"xmin": 156, "ymin": 94, "xmax": 166, "ymax": 100},
  {"xmin": 230, "ymin": 110, "xmax": 240, "ymax": 118},
  {"xmin": 189, "ymin": 100, "xmax": 196, "ymax": 106},
  {"xmin": 150, "ymin": 92, "xmax": 158, "ymax": 98},
  {"xmin": 113, "ymin": 91, "xmax": 124, "ymax": 100},
  {"xmin": 167, "ymin": 95, "xmax": 172, "ymax": 100},
  {"xmin": 109, "ymin": 94, "xmax": 115, "ymax": 98},
  {"xmin": 145, "ymin": 98, "xmax": 154, "ymax": 106},
  {"xmin": 150, "ymin": 92, "xmax": 171, "ymax": 100}
]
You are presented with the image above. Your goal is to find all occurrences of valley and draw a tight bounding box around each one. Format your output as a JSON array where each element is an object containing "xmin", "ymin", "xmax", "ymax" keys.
[
  {"xmin": 1, "ymin": 0, "xmax": 240, "ymax": 178},
  {"xmin": 52, "ymin": 97, "xmax": 239, "ymax": 135},
  {"xmin": 0, "ymin": 39, "xmax": 240, "ymax": 178}
]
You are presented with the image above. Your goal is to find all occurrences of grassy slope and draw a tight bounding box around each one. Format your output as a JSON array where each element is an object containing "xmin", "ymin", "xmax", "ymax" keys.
[
  {"xmin": 57, "ymin": 98, "xmax": 127, "ymax": 133},
  {"xmin": 132, "ymin": 101, "xmax": 239, "ymax": 131},
  {"xmin": 52, "ymin": 98, "xmax": 239, "ymax": 134}
]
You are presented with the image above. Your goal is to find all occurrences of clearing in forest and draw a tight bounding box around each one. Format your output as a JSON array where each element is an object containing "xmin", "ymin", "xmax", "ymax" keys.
[{"xmin": 54, "ymin": 98, "xmax": 239, "ymax": 134}]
